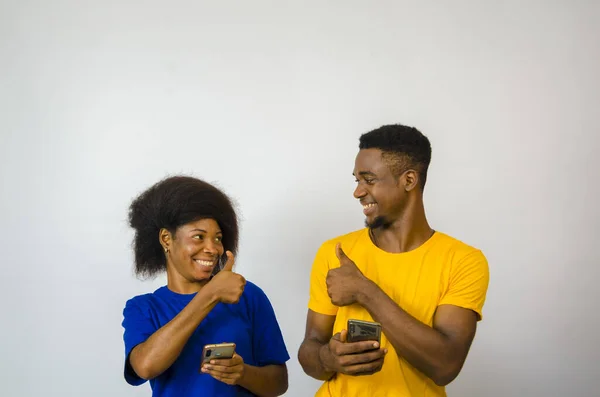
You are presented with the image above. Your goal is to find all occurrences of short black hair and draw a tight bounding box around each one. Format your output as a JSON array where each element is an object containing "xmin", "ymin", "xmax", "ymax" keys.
[
  {"xmin": 128, "ymin": 175, "xmax": 239, "ymax": 278},
  {"xmin": 359, "ymin": 124, "xmax": 432, "ymax": 189}
]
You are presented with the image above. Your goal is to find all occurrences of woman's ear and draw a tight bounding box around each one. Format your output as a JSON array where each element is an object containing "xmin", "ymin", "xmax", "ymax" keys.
[{"xmin": 159, "ymin": 228, "xmax": 172, "ymax": 253}]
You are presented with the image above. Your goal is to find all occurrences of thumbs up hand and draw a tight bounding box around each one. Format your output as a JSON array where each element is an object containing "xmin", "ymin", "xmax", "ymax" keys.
[
  {"xmin": 207, "ymin": 251, "xmax": 246, "ymax": 304},
  {"xmin": 326, "ymin": 243, "xmax": 370, "ymax": 307}
]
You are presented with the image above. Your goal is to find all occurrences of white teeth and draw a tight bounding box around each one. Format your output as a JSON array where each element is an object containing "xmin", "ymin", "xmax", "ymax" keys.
[
  {"xmin": 194, "ymin": 260, "xmax": 214, "ymax": 267},
  {"xmin": 362, "ymin": 203, "xmax": 376, "ymax": 209}
]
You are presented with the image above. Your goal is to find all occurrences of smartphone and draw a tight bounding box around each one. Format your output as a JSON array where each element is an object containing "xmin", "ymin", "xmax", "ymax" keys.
[
  {"xmin": 347, "ymin": 319, "xmax": 381, "ymax": 344},
  {"xmin": 201, "ymin": 342, "xmax": 236, "ymax": 365}
]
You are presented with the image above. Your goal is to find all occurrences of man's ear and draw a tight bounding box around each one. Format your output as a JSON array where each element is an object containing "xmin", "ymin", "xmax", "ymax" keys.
[{"xmin": 402, "ymin": 169, "xmax": 419, "ymax": 192}]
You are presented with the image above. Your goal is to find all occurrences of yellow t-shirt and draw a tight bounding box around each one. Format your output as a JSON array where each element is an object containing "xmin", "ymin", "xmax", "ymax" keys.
[{"xmin": 308, "ymin": 229, "xmax": 489, "ymax": 397}]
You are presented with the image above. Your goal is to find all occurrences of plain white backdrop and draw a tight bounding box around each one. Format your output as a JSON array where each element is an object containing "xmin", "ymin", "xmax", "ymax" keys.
[{"xmin": 1, "ymin": 1, "xmax": 599, "ymax": 396}]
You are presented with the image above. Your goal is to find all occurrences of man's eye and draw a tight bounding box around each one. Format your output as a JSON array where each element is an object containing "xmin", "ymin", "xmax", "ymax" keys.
[{"xmin": 356, "ymin": 178, "xmax": 375, "ymax": 184}]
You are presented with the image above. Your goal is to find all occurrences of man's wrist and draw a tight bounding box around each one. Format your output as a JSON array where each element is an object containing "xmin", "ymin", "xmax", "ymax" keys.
[
  {"xmin": 318, "ymin": 343, "xmax": 334, "ymax": 373},
  {"xmin": 357, "ymin": 278, "xmax": 378, "ymax": 306}
]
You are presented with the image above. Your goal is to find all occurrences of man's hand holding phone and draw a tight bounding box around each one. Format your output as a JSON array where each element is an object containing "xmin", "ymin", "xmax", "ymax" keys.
[{"xmin": 319, "ymin": 328, "xmax": 387, "ymax": 376}]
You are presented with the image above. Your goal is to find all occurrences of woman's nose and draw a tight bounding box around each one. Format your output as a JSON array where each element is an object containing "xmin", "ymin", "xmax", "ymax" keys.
[{"xmin": 203, "ymin": 240, "xmax": 219, "ymax": 254}]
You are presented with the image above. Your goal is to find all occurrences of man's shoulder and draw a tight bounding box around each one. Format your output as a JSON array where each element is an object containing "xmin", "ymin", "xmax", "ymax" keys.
[
  {"xmin": 434, "ymin": 231, "xmax": 486, "ymax": 262},
  {"xmin": 309, "ymin": 229, "xmax": 368, "ymax": 268},
  {"xmin": 319, "ymin": 228, "xmax": 368, "ymax": 250}
]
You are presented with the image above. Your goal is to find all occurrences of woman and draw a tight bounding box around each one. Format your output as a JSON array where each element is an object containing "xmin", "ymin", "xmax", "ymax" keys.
[{"xmin": 122, "ymin": 176, "xmax": 289, "ymax": 396}]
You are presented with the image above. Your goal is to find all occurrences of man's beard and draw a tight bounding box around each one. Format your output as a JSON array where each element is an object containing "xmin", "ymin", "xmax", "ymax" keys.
[{"xmin": 365, "ymin": 215, "xmax": 392, "ymax": 230}]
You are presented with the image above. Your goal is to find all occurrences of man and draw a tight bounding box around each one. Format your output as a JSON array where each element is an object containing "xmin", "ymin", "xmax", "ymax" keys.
[{"xmin": 298, "ymin": 124, "xmax": 489, "ymax": 396}]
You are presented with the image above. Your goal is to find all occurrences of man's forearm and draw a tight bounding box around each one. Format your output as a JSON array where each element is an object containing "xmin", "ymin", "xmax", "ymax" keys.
[
  {"xmin": 298, "ymin": 339, "xmax": 335, "ymax": 381},
  {"xmin": 238, "ymin": 364, "xmax": 288, "ymax": 397},
  {"xmin": 358, "ymin": 281, "xmax": 460, "ymax": 385}
]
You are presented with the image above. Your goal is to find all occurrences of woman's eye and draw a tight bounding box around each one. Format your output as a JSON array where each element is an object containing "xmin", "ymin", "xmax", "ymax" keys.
[
  {"xmin": 215, "ymin": 236, "xmax": 222, "ymax": 243},
  {"xmin": 193, "ymin": 235, "xmax": 204, "ymax": 240}
]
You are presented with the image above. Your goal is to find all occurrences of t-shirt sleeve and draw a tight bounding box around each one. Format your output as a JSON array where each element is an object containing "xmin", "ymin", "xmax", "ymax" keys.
[
  {"xmin": 251, "ymin": 286, "xmax": 290, "ymax": 366},
  {"xmin": 439, "ymin": 250, "xmax": 490, "ymax": 321},
  {"xmin": 307, "ymin": 242, "xmax": 338, "ymax": 316},
  {"xmin": 122, "ymin": 297, "xmax": 157, "ymax": 385}
]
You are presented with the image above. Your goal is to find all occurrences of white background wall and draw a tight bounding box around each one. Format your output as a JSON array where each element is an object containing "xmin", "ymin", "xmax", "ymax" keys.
[{"xmin": 1, "ymin": 1, "xmax": 599, "ymax": 396}]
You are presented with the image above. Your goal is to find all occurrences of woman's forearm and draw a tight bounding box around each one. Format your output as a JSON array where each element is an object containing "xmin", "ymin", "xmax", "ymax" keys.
[{"xmin": 129, "ymin": 288, "xmax": 218, "ymax": 379}]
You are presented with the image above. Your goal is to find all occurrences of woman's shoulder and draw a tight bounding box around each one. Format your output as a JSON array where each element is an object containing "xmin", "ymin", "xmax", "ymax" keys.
[
  {"xmin": 123, "ymin": 286, "xmax": 168, "ymax": 311},
  {"xmin": 241, "ymin": 279, "xmax": 264, "ymax": 298},
  {"xmin": 240, "ymin": 279, "xmax": 278, "ymax": 306}
]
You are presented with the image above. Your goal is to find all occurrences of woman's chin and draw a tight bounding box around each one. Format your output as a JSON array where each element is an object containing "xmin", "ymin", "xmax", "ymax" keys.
[{"xmin": 192, "ymin": 266, "xmax": 214, "ymax": 281}]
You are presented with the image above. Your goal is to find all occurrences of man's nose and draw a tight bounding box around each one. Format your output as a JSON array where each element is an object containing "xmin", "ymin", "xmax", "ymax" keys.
[{"xmin": 354, "ymin": 184, "xmax": 366, "ymax": 199}]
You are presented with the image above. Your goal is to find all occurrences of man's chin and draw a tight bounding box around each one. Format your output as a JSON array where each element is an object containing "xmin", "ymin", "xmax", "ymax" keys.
[{"xmin": 365, "ymin": 215, "xmax": 389, "ymax": 230}]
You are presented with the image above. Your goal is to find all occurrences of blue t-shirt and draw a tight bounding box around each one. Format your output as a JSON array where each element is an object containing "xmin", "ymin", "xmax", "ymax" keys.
[{"xmin": 122, "ymin": 281, "xmax": 289, "ymax": 396}]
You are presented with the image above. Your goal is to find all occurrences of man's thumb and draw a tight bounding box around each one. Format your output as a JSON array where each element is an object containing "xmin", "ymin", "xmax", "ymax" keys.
[
  {"xmin": 221, "ymin": 251, "xmax": 235, "ymax": 272},
  {"xmin": 335, "ymin": 243, "xmax": 349, "ymax": 265},
  {"xmin": 340, "ymin": 329, "xmax": 348, "ymax": 343}
]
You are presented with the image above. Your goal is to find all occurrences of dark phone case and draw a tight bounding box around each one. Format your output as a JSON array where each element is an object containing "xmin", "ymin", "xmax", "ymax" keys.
[{"xmin": 347, "ymin": 319, "xmax": 382, "ymax": 343}]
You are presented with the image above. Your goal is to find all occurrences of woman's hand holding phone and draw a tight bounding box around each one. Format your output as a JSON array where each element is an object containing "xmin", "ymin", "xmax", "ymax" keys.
[{"xmin": 201, "ymin": 352, "xmax": 245, "ymax": 385}]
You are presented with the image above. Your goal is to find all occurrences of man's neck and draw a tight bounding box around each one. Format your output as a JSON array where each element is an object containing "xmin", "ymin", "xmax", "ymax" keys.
[{"xmin": 370, "ymin": 201, "xmax": 434, "ymax": 254}]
